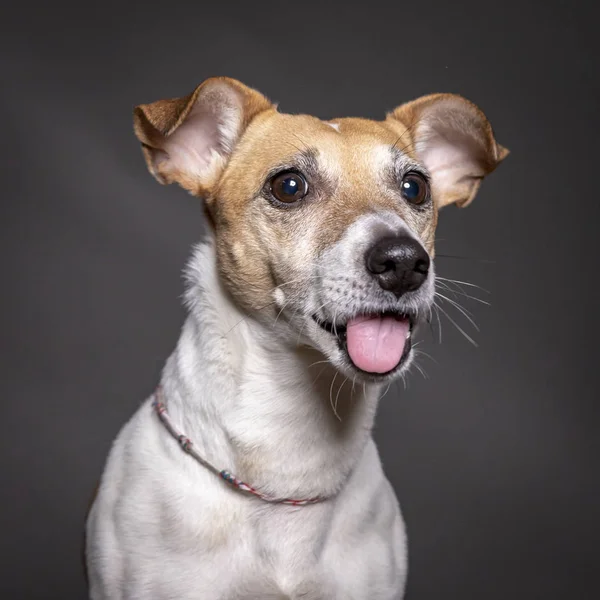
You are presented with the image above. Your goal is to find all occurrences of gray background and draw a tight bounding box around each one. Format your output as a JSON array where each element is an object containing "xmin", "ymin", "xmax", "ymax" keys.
[{"xmin": 2, "ymin": 0, "xmax": 598, "ymax": 598}]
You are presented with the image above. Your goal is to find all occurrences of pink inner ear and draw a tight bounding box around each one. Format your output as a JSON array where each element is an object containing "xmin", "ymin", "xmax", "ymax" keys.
[
  {"xmin": 415, "ymin": 104, "xmax": 491, "ymax": 198},
  {"xmin": 161, "ymin": 106, "xmax": 222, "ymax": 175},
  {"xmin": 418, "ymin": 137, "xmax": 480, "ymax": 191},
  {"xmin": 157, "ymin": 89, "xmax": 243, "ymax": 178}
]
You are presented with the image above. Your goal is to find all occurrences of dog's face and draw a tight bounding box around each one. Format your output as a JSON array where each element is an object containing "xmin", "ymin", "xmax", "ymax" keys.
[{"xmin": 134, "ymin": 78, "xmax": 507, "ymax": 382}]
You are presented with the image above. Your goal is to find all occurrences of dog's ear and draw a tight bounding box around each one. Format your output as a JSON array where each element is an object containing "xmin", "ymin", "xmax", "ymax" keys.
[
  {"xmin": 133, "ymin": 77, "xmax": 274, "ymax": 194},
  {"xmin": 387, "ymin": 94, "xmax": 508, "ymax": 208}
]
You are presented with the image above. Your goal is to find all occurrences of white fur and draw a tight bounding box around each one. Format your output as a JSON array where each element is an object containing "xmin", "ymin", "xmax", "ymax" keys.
[{"xmin": 86, "ymin": 239, "xmax": 408, "ymax": 600}]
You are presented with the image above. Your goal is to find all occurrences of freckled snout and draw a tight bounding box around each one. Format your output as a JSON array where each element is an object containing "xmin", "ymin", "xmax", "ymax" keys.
[{"xmin": 365, "ymin": 236, "xmax": 430, "ymax": 298}]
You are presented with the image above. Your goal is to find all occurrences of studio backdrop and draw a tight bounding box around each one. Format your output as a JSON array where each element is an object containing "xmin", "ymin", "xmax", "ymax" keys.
[{"xmin": 1, "ymin": 1, "xmax": 598, "ymax": 598}]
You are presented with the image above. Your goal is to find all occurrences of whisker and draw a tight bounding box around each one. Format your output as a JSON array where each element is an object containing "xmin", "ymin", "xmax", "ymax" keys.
[
  {"xmin": 334, "ymin": 377, "xmax": 349, "ymax": 420},
  {"xmin": 309, "ymin": 364, "xmax": 330, "ymax": 389},
  {"xmin": 332, "ymin": 305, "xmax": 340, "ymax": 338},
  {"xmin": 400, "ymin": 372, "xmax": 408, "ymax": 391},
  {"xmin": 435, "ymin": 254, "xmax": 496, "ymax": 264},
  {"xmin": 435, "ymin": 281, "xmax": 490, "ymax": 306},
  {"xmin": 413, "ymin": 346, "xmax": 438, "ymax": 365},
  {"xmin": 434, "ymin": 301, "xmax": 478, "ymax": 347},
  {"xmin": 222, "ymin": 299, "xmax": 277, "ymax": 338},
  {"xmin": 433, "ymin": 303, "xmax": 443, "ymax": 344},
  {"xmin": 221, "ymin": 274, "xmax": 324, "ymax": 339},
  {"xmin": 329, "ymin": 371, "xmax": 341, "ymax": 421},
  {"xmin": 296, "ymin": 298, "xmax": 334, "ymax": 345},
  {"xmin": 307, "ymin": 359, "xmax": 331, "ymax": 370},
  {"xmin": 435, "ymin": 292, "xmax": 480, "ymax": 331},
  {"xmin": 290, "ymin": 132, "xmax": 310, "ymax": 149},
  {"xmin": 412, "ymin": 359, "xmax": 429, "ymax": 380},
  {"xmin": 391, "ymin": 119, "xmax": 419, "ymax": 152},
  {"xmin": 381, "ymin": 380, "xmax": 393, "ymax": 400},
  {"xmin": 436, "ymin": 276, "xmax": 490, "ymax": 294},
  {"xmin": 276, "ymin": 274, "xmax": 327, "ymax": 288},
  {"xmin": 273, "ymin": 299, "xmax": 292, "ymax": 327}
]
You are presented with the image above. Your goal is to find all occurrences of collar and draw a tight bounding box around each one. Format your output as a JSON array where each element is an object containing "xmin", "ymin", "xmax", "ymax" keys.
[{"xmin": 152, "ymin": 386, "xmax": 327, "ymax": 506}]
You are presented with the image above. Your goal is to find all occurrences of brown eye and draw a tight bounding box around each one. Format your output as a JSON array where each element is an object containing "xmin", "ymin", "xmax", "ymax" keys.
[
  {"xmin": 270, "ymin": 171, "xmax": 308, "ymax": 204},
  {"xmin": 400, "ymin": 172, "xmax": 429, "ymax": 205}
]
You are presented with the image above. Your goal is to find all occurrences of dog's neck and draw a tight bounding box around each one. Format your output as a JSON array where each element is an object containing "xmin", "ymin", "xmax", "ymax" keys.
[{"xmin": 160, "ymin": 240, "xmax": 383, "ymax": 500}]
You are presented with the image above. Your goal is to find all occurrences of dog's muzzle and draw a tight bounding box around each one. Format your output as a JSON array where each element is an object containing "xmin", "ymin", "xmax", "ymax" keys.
[{"xmin": 310, "ymin": 233, "xmax": 431, "ymax": 377}]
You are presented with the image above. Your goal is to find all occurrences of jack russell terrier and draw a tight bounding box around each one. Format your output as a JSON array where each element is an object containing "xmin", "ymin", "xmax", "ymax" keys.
[{"xmin": 85, "ymin": 77, "xmax": 507, "ymax": 599}]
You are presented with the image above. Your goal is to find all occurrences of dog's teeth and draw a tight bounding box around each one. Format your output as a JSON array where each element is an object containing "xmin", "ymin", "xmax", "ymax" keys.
[{"xmin": 406, "ymin": 329, "xmax": 411, "ymax": 339}]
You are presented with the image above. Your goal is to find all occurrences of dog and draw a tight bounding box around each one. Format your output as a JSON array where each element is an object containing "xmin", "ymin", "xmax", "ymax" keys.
[{"xmin": 85, "ymin": 77, "xmax": 507, "ymax": 599}]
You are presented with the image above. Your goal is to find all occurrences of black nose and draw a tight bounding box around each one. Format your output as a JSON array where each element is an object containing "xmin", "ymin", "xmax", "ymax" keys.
[{"xmin": 365, "ymin": 236, "xmax": 430, "ymax": 298}]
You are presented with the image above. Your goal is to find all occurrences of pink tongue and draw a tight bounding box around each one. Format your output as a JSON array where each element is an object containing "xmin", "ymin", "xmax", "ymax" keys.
[{"xmin": 346, "ymin": 315, "xmax": 409, "ymax": 374}]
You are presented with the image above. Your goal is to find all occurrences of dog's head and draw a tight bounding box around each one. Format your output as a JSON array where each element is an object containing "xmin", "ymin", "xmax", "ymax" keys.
[{"xmin": 134, "ymin": 77, "xmax": 507, "ymax": 382}]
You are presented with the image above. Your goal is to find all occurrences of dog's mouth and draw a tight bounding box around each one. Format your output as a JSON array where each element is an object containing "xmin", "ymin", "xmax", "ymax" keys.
[{"xmin": 312, "ymin": 311, "xmax": 415, "ymax": 377}]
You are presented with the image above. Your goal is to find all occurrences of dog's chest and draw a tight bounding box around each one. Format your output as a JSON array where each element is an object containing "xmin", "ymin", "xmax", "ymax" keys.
[
  {"xmin": 150, "ymin": 480, "xmax": 405, "ymax": 599},
  {"xmin": 89, "ymin": 400, "xmax": 407, "ymax": 598},
  {"xmin": 247, "ymin": 506, "xmax": 336, "ymax": 590},
  {"xmin": 169, "ymin": 497, "xmax": 339, "ymax": 596}
]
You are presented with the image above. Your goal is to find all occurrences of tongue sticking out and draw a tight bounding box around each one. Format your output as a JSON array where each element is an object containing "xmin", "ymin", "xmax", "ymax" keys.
[{"xmin": 345, "ymin": 315, "xmax": 410, "ymax": 374}]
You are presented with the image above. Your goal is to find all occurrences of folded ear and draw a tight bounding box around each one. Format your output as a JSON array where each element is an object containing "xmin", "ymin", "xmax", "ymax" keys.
[
  {"xmin": 133, "ymin": 77, "xmax": 274, "ymax": 194},
  {"xmin": 387, "ymin": 94, "xmax": 508, "ymax": 208}
]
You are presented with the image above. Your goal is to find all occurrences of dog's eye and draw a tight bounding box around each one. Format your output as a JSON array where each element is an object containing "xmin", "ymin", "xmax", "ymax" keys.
[
  {"xmin": 400, "ymin": 173, "xmax": 429, "ymax": 205},
  {"xmin": 270, "ymin": 171, "xmax": 308, "ymax": 204}
]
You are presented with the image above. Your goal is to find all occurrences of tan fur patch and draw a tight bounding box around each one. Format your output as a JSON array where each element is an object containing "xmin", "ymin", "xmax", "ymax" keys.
[
  {"xmin": 133, "ymin": 79, "xmax": 507, "ymax": 313},
  {"xmin": 209, "ymin": 113, "xmax": 440, "ymax": 311}
]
